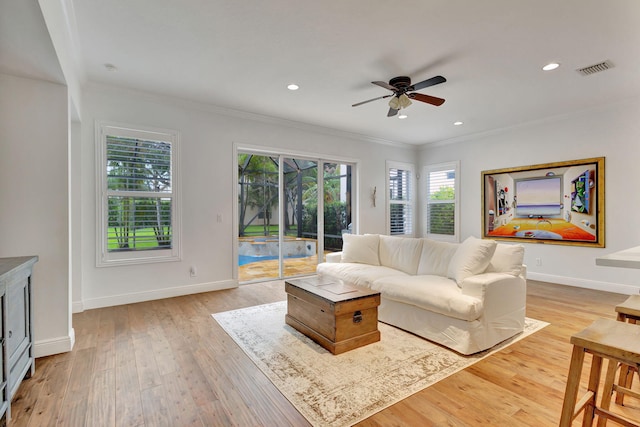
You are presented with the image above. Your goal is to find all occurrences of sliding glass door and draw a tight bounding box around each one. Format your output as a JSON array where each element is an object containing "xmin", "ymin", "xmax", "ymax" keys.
[
  {"xmin": 238, "ymin": 153, "xmax": 280, "ymax": 281},
  {"xmin": 237, "ymin": 151, "xmax": 353, "ymax": 283}
]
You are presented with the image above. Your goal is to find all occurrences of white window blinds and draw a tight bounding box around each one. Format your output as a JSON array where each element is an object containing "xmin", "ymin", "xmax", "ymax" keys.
[
  {"xmin": 388, "ymin": 163, "xmax": 414, "ymax": 236},
  {"xmin": 425, "ymin": 161, "xmax": 459, "ymax": 240},
  {"xmin": 106, "ymin": 136, "xmax": 173, "ymax": 251}
]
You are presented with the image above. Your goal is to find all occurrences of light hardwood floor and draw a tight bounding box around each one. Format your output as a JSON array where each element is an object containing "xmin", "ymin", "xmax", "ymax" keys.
[{"xmin": 8, "ymin": 280, "xmax": 640, "ymax": 426}]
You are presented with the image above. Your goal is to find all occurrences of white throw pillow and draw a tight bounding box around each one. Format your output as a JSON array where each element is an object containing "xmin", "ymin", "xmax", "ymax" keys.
[
  {"xmin": 485, "ymin": 243, "xmax": 524, "ymax": 276},
  {"xmin": 447, "ymin": 236, "xmax": 497, "ymax": 285},
  {"xmin": 417, "ymin": 239, "xmax": 459, "ymax": 276},
  {"xmin": 378, "ymin": 235, "xmax": 423, "ymax": 274},
  {"xmin": 341, "ymin": 234, "xmax": 380, "ymax": 265}
]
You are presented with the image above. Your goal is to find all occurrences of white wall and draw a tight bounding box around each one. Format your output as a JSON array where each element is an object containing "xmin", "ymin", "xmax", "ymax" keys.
[
  {"xmin": 77, "ymin": 83, "xmax": 416, "ymax": 310},
  {"xmin": 420, "ymin": 97, "xmax": 640, "ymax": 295},
  {"xmin": 70, "ymin": 120, "xmax": 82, "ymax": 309},
  {"xmin": 0, "ymin": 73, "xmax": 73, "ymax": 356}
]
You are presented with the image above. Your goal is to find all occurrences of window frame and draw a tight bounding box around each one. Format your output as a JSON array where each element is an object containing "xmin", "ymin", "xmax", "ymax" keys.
[
  {"xmin": 386, "ymin": 160, "xmax": 416, "ymax": 237},
  {"xmin": 96, "ymin": 121, "xmax": 181, "ymax": 267},
  {"xmin": 423, "ymin": 161, "xmax": 460, "ymax": 242}
]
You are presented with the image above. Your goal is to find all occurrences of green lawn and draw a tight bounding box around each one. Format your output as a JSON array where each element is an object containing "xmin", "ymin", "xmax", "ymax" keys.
[
  {"xmin": 241, "ymin": 224, "xmax": 302, "ymax": 236},
  {"xmin": 108, "ymin": 224, "xmax": 304, "ymax": 250},
  {"xmin": 107, "ymin": 227, "xmax": 169, "ymax": 250}
]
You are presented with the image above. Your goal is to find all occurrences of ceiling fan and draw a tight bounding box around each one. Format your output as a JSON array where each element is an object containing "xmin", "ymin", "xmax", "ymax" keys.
[{"xmin": 352, "ymin": 75, "xmax": 446, "ymax": 117}]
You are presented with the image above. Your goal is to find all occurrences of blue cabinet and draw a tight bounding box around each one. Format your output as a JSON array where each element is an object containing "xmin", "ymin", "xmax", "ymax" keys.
[{"xmin": 0, "ymin": 256, "xmax": 37, "ymax": 423}]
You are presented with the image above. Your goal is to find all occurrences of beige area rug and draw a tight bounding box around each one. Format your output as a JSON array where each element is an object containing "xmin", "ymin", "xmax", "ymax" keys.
[{"xmin": 212, "ymin": 302, "xmax": 548, "ymax": 427}]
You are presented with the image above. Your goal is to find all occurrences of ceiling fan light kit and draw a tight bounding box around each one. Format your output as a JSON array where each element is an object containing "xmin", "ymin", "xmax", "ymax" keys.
[
  {"xmin": 394, "ymin": 93, "xmax": 412, "ymax": 109},
  {"xmin": 388, "ymin": 96, "xmax": 400, "ymax": 110},
  {"xmin": 353, "ymin": 75, "xmax": 446, "ymax": 117}
]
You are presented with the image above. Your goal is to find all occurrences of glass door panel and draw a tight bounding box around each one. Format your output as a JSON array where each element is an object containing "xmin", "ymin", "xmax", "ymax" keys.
[
  {"xmin": 322, "ymin": 163, "xmax": 352, "ymax": 261},
  {"xmin": 237, "ymin": 153, "xmax": 280, "ymax": 281},
  {"xmin": 282, "ymin": 157, "xmax": 318, "ymax": 277}
]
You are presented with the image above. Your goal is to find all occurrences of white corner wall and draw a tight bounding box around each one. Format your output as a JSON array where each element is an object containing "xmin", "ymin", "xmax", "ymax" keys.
[
  {"xmin": 0, "ymin": 73, "xmax": 73, "ymax": 356},
  {"xmin": 77, "ymin": 83, "xmax": 417, "ymax": 310},
  {"xmin": 420, "ymin": 97, "xmax": 640, "ymax": 295}
]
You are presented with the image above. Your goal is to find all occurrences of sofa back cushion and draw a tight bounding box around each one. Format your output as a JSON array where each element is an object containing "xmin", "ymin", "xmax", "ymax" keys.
[
  {"xmin": 341, "ymin": 234, "xmax": 380, "ymax": 265},
  {"xmin": 447, "ymin": 236, "xmax": 497, "ymax": 285},
  {"xmin": 485, "ymin": 243, "xmax": 525, "ymax": 276},
  {"xmin": 378, "ymin": 235, "xmax": 423, "ymax": 275},
  {"xmin": 417, "ymin": 239, "xmax": 459, "ymax": 276}
]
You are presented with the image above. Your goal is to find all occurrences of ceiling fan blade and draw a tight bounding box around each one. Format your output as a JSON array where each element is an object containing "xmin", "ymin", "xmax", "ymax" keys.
[
  {"xmin": 387, "ymin": 107, "xmax": 399, "ymax": 117},
  {"xmin": 409, "ymin": 75, "xmax": 446, "ymax": 92},
  {"xmin": 372, "ymin": 81, "xmax": 397, "ymax": 91},
  {"xmin": 352, "ymin": 94, "xmax": 392, "ymax": 107},
  {"xmin": 409, "ymin": 92, "xmax": 446, "ymax": 106}
]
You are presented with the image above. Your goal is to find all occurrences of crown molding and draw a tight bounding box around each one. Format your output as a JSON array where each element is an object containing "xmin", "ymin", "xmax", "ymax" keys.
[{"xmin": 85, "ymin": 82, "xmax": 415, "ymax": 149}]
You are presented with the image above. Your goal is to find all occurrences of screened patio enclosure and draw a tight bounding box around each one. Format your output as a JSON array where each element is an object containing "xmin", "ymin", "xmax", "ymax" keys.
[{"xmin": 237, "ymin": 152, "xmax": 353, "ymax": 282}]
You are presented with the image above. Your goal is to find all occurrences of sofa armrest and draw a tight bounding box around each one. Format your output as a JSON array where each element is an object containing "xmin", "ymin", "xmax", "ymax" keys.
[
  {"xmin": 325, "ymin": 252, "xmax": 342, "ymax": 263},
  {"xmin": 461, "ymin": 272, "xmax": 527, "ymax": 317},
  {"xmin": 461, "ymin": 272, "xmax": 525, "ymax": 297}
]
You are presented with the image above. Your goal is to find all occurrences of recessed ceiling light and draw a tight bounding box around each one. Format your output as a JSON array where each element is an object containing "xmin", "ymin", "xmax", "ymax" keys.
[
  {"xmin": 453, "ymin": 121, "xmax": 463, "ymax": 126},
  {"xmin": 542, "ymin": 62, "xmax": 560, "ymax": 71},
  {"xmin": 287, "ymin": 84, "xmax": 299, "ymax": 91},
  {"xmin": 104, "ymin": 63, "xmax": 118, "ymax": 72},
  {"xmin": 398, "ymin": 113, "xmax": 408, "ymax": 119}
]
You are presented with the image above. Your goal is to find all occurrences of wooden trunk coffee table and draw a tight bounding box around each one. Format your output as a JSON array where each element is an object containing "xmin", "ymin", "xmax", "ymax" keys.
[{"xmin": 284, "ymin": 275, "xmax": 381, "ymax": 355}]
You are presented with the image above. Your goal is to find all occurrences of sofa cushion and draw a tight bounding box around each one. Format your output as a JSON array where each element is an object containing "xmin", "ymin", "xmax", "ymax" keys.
[
  {"xmin": 447, "ymin": 236, "xmax": 497, "ymax": 286},
  {"xmin": 379, "ymin": 235, "xmax": 423, "ymax": 275},
  {"xmin": 372, "ymin": 275, "xmax": 484, "ymax": 321},
  {"xmin": 417, "ymin": 239, "xmax": 459, "ymax": 276},
  {"xmin": 341, "ymin": 234, "xmax": 380, "ymax": 265},
  {"xmin": 485, "ymin": 243, "xmax": 525, "ymax": 276},
  {"xmin": 317, "ymin": 262, "xmax": 406, "ymax": 289}
]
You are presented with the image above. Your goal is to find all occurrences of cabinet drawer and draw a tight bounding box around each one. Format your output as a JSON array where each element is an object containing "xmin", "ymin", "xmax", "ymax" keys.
[
  {"xmin": 8, "ymin": 344, "xmax": 31, "ymax": 399},
  {"xmin": 6, "ymin": 276, "xmax": 28, "ymax": 360}
]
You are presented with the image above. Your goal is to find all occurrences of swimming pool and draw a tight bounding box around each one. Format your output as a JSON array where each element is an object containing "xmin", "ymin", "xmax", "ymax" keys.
[
  {"xmin": 238, "ymin": 254, "xmax": 309, "ymax": 266},
  {"xmin": 238, "ymin": 237, "xmax": 317, "ymax": 262}
]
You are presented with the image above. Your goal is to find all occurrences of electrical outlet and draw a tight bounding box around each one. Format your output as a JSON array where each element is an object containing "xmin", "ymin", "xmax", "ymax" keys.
[
  {"xmin": 535, "ymin": 258, "xmax": 542, "ymax": 266},
  {"xmin": 217, "ymin": 213, "xmax": 223, "ymax": 223},
  {"xmin": 190, "ymin": 266, "xmax": 197, "ymax": 277}
]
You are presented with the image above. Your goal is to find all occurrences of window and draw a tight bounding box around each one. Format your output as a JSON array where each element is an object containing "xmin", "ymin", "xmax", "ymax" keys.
[
  {"xmin": 96, "ymin": 122, "xmax": 181, "ymax": 266},
  {"xmin": 424, "ymin": 161, "xmax": 459, "ymax": 241},
  {"xmin": 387, "ymin": 161, "xmax": 415, "ymax": 236}
]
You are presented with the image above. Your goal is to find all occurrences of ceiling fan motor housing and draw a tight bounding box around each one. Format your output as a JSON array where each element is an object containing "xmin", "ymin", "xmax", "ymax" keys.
[{"xmin": 389, "ymin": 76, "xmax": 412, "ymax": 92}]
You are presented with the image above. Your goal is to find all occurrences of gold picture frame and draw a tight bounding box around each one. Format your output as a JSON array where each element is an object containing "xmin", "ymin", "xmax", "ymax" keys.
[{"xmin": 481, "ymin": 157, "xmax": 605, "ymax": 247}]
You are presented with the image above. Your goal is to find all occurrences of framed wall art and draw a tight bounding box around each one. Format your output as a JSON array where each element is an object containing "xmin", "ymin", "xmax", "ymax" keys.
[{"xmin": 481, "ymin": 157, "xmax": 605, "ymax": 247}]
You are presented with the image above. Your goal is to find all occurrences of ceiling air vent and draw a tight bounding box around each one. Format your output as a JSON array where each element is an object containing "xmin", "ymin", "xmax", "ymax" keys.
[{"xmin": 576, "ymin": 60, "xmax": 613, "ymax": 76}]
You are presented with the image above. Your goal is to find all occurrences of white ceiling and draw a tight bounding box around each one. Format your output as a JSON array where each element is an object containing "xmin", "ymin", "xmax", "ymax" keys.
[
  {"xmin": 0, "ymin": 0, "xmax": 64, "ymax": 85},
  {"xmin": 4, "ymin": 0, "xmax": 640, "ymax": 145}
]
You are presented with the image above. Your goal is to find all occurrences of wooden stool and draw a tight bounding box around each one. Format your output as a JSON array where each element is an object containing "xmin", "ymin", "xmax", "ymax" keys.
[
  {"xmin": 604, "ymin": 295, "xmax": 640, "ymax": 411},
  {"xmin": 559, "ymin": 318, "xmax": 640, "ymax": 427}
]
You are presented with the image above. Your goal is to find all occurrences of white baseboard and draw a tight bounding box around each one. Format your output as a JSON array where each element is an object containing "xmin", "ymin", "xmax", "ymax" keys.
[
  {"xmin": 76, "ymin": 279, "xmax": 239, "ymax": 312},
  {"xmin": 72, "ymin": 300, "xmax": 84, "ymax": 313},
  {"xmin": 35, "ymin": 327, "xmax": 75, "ymax": 358},
  {"xmin": 527, "ymin": 272, "xmax": 640, "ymax": 295}
]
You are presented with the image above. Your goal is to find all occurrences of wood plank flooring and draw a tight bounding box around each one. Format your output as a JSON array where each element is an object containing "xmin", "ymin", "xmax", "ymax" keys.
[{"xmin": 8, "ymin": 280, "xmax": 640, "ymax": 426}]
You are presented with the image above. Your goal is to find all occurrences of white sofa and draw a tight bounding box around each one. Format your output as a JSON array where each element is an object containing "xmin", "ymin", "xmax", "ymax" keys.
[{"xmin": 316, "ymin": 234, "xmax": 526, "ymax": 355}]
